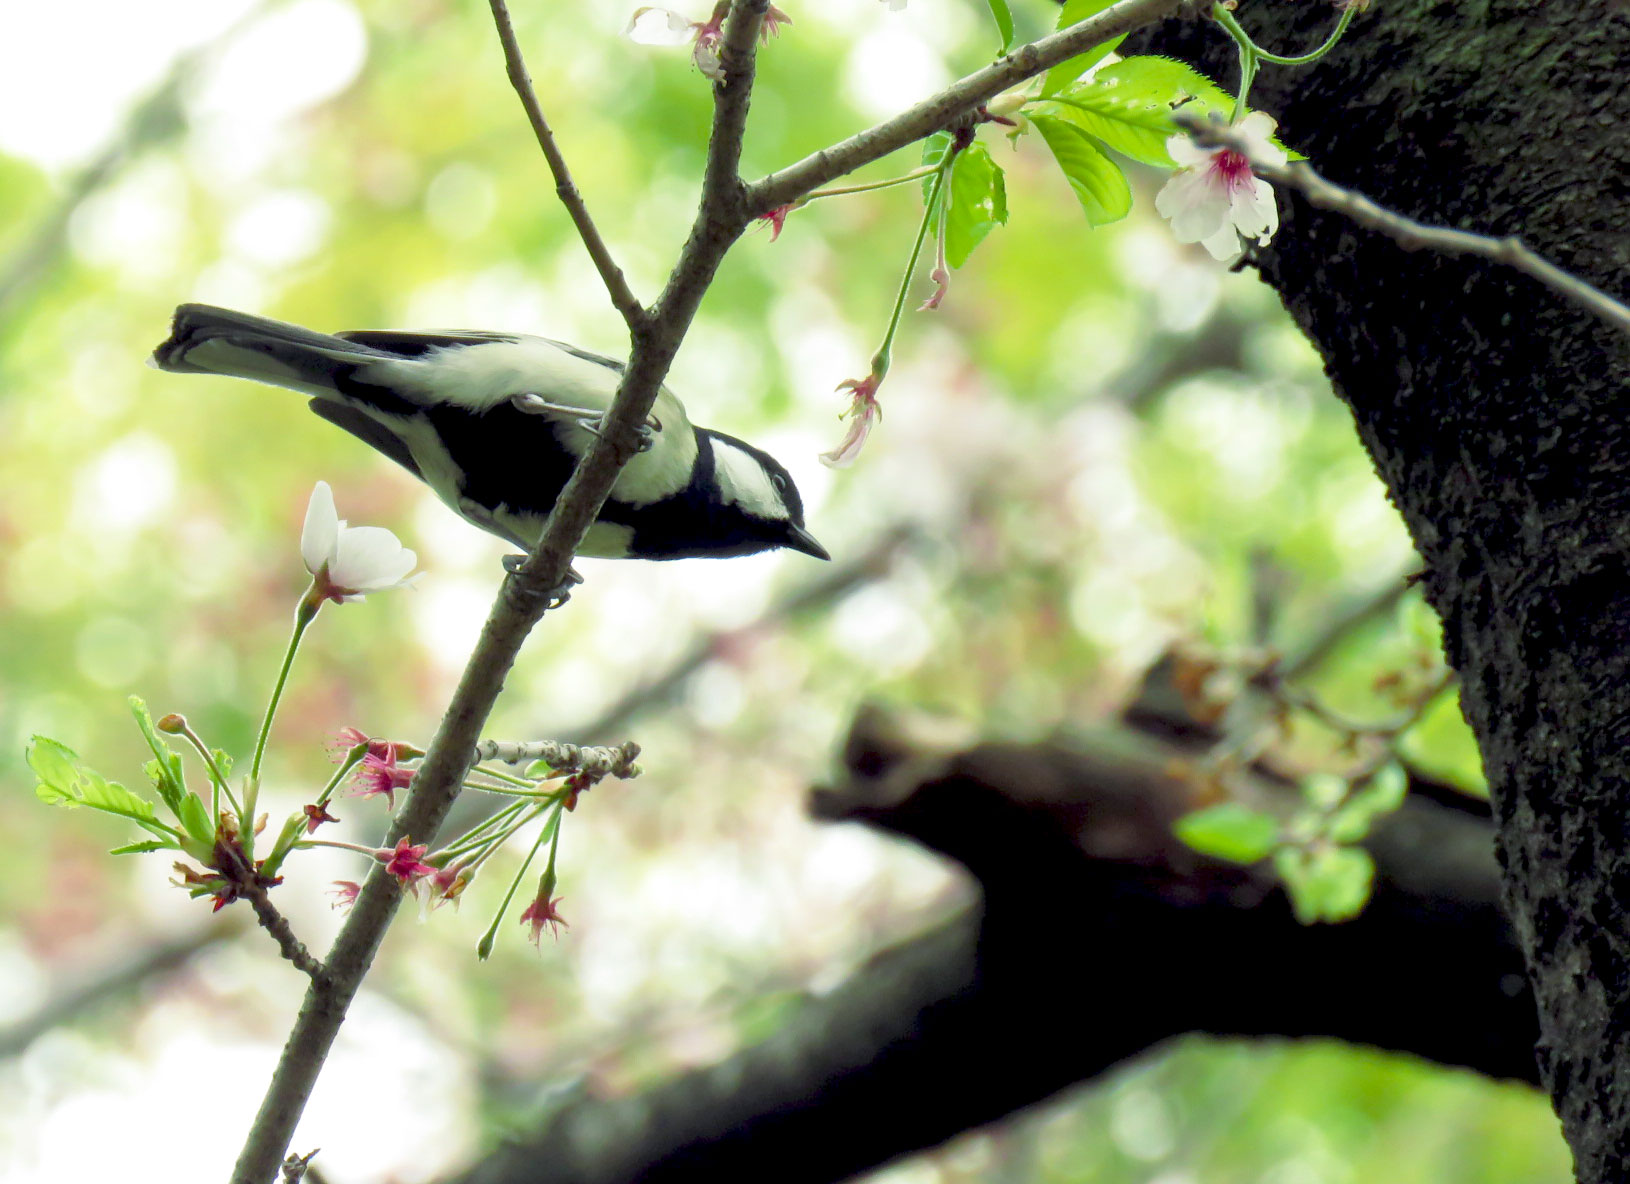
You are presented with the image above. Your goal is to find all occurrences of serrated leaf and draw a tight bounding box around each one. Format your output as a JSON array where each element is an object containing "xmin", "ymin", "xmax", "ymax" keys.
[
  {"xmin": 27, "ymin": 736, "xmax": 82, "ymax": 790},
  {"xmin": 33, "ymin": 753, "xmax": 161, "ymax": 827},
  {"xmin": 1041, "ymin": 0, "xmax": 1125, "ymax": 96},
  {"xmin": 985, "ymin": 0, "xmax": 1013, "ymax": 52},
  {"xmin": 1275, "ymin": 845, "xmax": 1375, "ymax": 924},
  {"xmin": 1038, "ymin": 69, "xmax": 1192, "ymax": 166},
  {"xmin": 1031, "ymin": 114, "xmax": 1131, "ymax": 226},
  {"xmin": 111, "ymin": 840, "xmax": 174, "ymax": 856},
  {"xmin": 1174, "ymin": 803, "xmax": 1279, "ymax": 864},
  {"xmin": 1087, "ymin": 56, "xmax": 1304, "ymax": 160},
  {"xmin": 942, "ymin": 142, "xmax": 1008, "ymax": 268}
]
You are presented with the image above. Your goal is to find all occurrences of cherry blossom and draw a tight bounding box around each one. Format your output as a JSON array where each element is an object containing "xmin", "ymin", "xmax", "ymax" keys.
[
  {"xmin": 820, "ymin": 373, "xmax": 883, "ymax": 469},
  {"xmin": 625, "ymin": 4, "xmax": 791, "ymax": 81},
  {"xmin": 1155, "ymin": 112, "xmax": 1287, "ymax": 263},
  {"xmin": 300, "ymin": 481, "xmax": 417, "ymax": 605}
]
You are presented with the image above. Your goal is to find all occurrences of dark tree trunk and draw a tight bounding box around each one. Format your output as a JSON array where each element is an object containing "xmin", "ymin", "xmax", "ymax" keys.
[{"xmin": 1133, "ymin": 3, "xmax": 1630, "ymax": 1178}]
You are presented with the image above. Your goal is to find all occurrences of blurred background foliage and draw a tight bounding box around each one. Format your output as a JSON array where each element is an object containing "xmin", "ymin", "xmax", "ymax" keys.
[{"xmin": 0, "ymin": 0, "xmax": 1558, "ymax": 1180}]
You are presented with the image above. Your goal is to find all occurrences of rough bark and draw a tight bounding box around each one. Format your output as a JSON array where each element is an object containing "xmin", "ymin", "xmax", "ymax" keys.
[
  {"xmin": 445, "ymin": 706, "xmax": 1537, "ymax": 1184},
  {"xmin": 1130, "ymin": 3, "xmax": 1630, "ymax": 1178}
]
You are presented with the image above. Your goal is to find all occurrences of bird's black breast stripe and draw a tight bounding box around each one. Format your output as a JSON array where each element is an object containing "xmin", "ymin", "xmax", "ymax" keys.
[{"xmin": 423, "ymin": 400, "xmax": 580, "ymax": 517}]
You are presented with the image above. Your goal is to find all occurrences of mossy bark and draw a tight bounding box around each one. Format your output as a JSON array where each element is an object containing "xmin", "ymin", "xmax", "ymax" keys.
[{"xmin": 1134, "ymin": 3, "xmax": 1630, "ymax": 1178}]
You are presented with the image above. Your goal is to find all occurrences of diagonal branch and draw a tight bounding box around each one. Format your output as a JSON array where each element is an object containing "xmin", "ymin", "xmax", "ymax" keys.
[
  {"xmin": 488, "ymin": 0, "xmax": 648, "ymax": 331},
  {"xmin": 747, "ymin": 0, "xmax": 1185, "ymax": 216},
  {"xmin": 228, "ymin": 4, "xmax": 779, "ymax": 1181}
]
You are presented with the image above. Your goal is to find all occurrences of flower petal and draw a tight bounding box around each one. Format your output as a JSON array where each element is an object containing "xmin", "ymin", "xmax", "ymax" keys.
[
  {"xmin": 1228, "ymin": 175, "xmax": 1279, "ymax": 242},
  {"xmin": 1237, "ymin": 111, "xmax": 1288, "ymax": 168},
  {"xmin": 331, "ymin": 525, "xmax": 417, "ymax": 592},
  {"xmin": 1155, "ymin": 168, "xmax": 1230, "ymax": 243},
  {"xmin": 301, "ymin": 482, "xmax": 338, "ymax": 575},
  {"xmin": 624, "ymin": 7, "xmax": 695, "ymax": 44}
]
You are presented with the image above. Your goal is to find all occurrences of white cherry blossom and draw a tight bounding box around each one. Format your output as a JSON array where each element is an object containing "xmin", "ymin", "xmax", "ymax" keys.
[
  {"xmin": 1155, "ymin": 111, "xmax": 1287, "ymax": 262},
  {"xmin": 300, "ymin": 481, "xmax": 417, "ymax": 604}
]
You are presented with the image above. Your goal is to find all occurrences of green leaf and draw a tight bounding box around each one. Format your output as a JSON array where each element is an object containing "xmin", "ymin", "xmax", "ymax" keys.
[
  {"xmin": 1300, "ymin": 771, "xmax": 1348, "ymax": 810},
  {"xmin": 1083, "ymin": 57, "xmax": 1305, "ymax": 160},
  {"xmin": 27, "ymin": 736, "xmax": 81, "ymax": 791},
  {"xmin": 1174, "ymin": 803, "xmax": 1279, "ymax": 864},
  {"xmin": 942, "ymin": 142, "xmax": 1008, "ymax": 268},
  {"xmin": 1327, "ymin": 763, "xmax": 1409, "ymax": 843},
  {"xmin": 1275, "ymin": 845, "xmax": 1376, "ymax": 924},
  {"xmin": 1031, "ymin": 114, "xmax": 1131, "ymax": 227},
  {"xmin": 985, "ymin": 0, "xmax": 1014, "ymax": 52},
  {"xmin": 177, "ymin": 793, "xmax": 216, "ymax": 849},
  {"xmin": 30, "ymin": 739, "xmax": 163, "ymax": 827},
  {"xmin": 1086, "ymin": 56, "xmax": 1235, "ymax": 120},
  {"xmin": 111, "ymin": 840, "xmax": 174, "ymax": 856},
  {"xmin": 131, "ymin": 697, "xmax": 188, "ymax": 814},
  {"xmin": 1041, "ymin": 0, "xmax": 1125, "ymax": 96}
]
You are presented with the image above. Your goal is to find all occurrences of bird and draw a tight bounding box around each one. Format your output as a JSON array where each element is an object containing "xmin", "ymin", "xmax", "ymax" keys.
[{"xmin": 151, "ymin": 304, "xmax": 829, "ymax": 573}]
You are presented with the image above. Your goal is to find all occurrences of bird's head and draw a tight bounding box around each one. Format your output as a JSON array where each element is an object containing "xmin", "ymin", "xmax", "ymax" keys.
[{"xmin": 704, "ymin": 432, "xmax": 829, "ymax": 561}]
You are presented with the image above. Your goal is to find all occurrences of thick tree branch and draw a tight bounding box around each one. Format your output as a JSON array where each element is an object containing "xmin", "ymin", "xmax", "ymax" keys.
[{"xmin": 444, "ymin": 706, "xmax": 1532, "ymax": 1184}]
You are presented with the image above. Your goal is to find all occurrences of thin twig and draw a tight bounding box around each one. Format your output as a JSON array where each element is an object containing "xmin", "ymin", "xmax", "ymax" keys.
[
  {"xmin": 487, "ymin": 0, "xmax": 648, "ymax": 331},
  {"xmin": 747, "ymin": 0, "xmax": 1186, "ymax": 215},
  {"xmin": 1173, "ymin": 110, "xmax": 1630, "ymax": 339},
  {"xmin": 242, "ymin": 881, "xmax": 330, "ymax": 985},
  {"xmin": 472, "ymin": 738, "xmax": 641, "ymax": 778}
]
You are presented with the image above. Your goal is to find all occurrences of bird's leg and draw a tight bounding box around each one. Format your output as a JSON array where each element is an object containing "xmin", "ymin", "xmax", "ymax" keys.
[{"xmin": 501, "ymin": 556, "xmax": 583, "ymax": 610}]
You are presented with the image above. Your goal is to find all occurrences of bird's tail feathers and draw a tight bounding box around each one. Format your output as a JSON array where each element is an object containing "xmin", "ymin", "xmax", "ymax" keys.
[{"xmin": 150, "ymin": 303, "xmax": 394, "ymax": 397}]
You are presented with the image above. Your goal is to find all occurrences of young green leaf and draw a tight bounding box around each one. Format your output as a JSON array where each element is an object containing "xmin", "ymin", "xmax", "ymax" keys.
[
  {"xmin": 1175, "ymin": 802, "xmax": 1279, "ymax": 864},
  {"xmin": 1087, "ymin": 57, "xmax": 1304, "ymax": 160},
  {"xmin": 942, "ymin": 142, "xmax": 1009, "ymax": 268},
  {"xmin": 26, "ymin": 735, "xmax": 81, "ymax": 792},
  {"xmin": 1327, "ymin": 763, "xmax": 1410, "ymax": 843},
  {"xmin": 30, "ymin": 739, "xmax": 165, "ymax": 828},
  {"xmin": 985, "ymin": 0, "xmax": 1014, "ymax": 52},
  {"xmin": 1031, "ymin": 114, "xmax": 1132, "ymax": 226},
  {"xmin": 177, "ymin": 792, "xmax": 216, "ymax": 850},
  {"xmin": 110, "ymin": 840, "xmax": 175, "ymax": 856},
  {"xmin": 130, "ymin": 696, "xmax": 188, "ymax": 813},
  {"xmin": 1041, "ymin": 0, "xmax": 1125, "ymax": 97},
  {"xmin": 1275, "ymin": 845, "xmax": 1376, "ymax": 924}
]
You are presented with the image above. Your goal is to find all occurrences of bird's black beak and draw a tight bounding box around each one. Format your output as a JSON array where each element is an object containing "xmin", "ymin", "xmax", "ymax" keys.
[{"xmin": 782, "ymin": 523, "xmax": 830, "ymax": 561}]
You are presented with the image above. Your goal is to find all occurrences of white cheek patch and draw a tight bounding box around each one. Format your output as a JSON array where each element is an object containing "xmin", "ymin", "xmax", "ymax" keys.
[{"xmin": 713, "ymin": 440, "xmax": 786, "ymax": 520}]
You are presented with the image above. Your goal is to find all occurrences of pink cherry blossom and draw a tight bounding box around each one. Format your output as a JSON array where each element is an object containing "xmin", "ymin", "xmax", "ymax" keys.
[
  {"xmin": 352, "ymin": 750, "xmax": 414, "ymax": 809},
  {"xmin": 820, "ymin": 373, "xmax": 883, "ymax": 469}
]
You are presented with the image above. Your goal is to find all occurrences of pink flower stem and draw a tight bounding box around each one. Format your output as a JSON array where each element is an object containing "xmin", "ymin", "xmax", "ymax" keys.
[
  {"xmin": 314, "ymin": 745, "xmax": 368, "ymax": 810},
  {"xmin": 870, "ymin": 156, "xmax": 953, "ymax": 381},
  {"xmin": 476, "ymin": 801, "xmax": 563, "ymax": 960}
]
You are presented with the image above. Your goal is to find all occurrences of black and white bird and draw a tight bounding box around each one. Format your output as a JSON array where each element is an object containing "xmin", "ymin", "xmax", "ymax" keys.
[{"xmin": 151, "ymin": 304, "xmax": 828, "ymax": 565}]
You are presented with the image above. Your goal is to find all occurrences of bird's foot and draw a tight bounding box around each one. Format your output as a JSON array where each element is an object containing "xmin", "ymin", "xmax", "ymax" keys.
[{"xmin": 502, "ymin": 558, "xmax": 582, "ymax": 610}]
